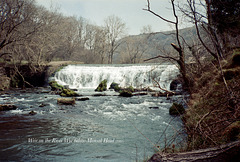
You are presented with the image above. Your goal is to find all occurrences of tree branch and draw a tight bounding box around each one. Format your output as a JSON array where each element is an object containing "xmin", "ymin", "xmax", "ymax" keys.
[
  {"xmin": 144, "ymin": 54, "xmax": 178, "ymax": 62},
  {"xmin": 143, "ymin": 0, "xmax": 176, "ymax": 24}
]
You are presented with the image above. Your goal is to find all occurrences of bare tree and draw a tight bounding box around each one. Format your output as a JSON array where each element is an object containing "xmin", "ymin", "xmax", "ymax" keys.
[
  {"xmin": 143, "ymin": 0, "xmax": 190, "ymax": 90},
  {"xmin": 104, "ymin": 15, "xmax": 126, "ymax": 64},
  {"xmin": 120, "ymin": 36, "xmax": 148, "ymax": 64},
  {"xmin": 141, "ymin": 25, "xmax": 153, "ymax": 34},
  {"xmin": 0, "ymin": 0, "xmax": 38, "ymax": 59}
]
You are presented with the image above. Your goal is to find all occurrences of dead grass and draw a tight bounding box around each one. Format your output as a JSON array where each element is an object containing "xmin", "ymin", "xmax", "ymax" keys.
[{"xmin": 183, "ymin": 54, "xmax": 240, "ymax": 151}]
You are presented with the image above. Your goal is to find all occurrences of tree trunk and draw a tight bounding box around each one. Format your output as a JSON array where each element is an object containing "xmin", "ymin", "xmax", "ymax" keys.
[{"xmin": 148, "ymin": 140, "xmax": 240, "ymax": 162}]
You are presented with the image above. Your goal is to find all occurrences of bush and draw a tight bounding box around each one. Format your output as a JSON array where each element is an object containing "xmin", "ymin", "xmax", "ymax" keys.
[
  {"xmin": 95, "ymin": 79, "xmax": 107, "ymax": 92},
  {"xmin": 169, "ymin": 103, "xmax": 185, "ymax": 116}
]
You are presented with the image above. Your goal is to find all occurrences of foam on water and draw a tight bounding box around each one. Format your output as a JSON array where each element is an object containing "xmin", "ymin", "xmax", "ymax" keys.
[{"xmin": 54, "ymin": 64, "xmax": 179, "ymax": 90}]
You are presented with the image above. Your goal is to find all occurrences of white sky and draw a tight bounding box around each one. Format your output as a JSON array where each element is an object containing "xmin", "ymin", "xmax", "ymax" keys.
[{"xmin": 35, "ymin": 0, "xmax": 191, "ymax": 35}]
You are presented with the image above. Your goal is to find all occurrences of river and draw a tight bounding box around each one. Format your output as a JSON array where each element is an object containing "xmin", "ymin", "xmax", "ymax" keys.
[{"xmin": 0, "ymin": 64, "xmax": 186, "ymax": 161}]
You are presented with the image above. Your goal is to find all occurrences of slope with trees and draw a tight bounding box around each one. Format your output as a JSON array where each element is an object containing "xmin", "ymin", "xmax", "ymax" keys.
[{"xmin": 143, "ymin": 0, "xmax": 240, "ymax": 160}]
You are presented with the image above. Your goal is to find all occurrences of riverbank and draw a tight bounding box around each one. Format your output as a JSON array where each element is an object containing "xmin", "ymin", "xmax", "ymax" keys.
[
  {"xmin": 147, "ymin": 52, "xmax": 240, "ymax": 161},
  {"xmin": 0, "ymin": 61, "xmax": 83, "ymax": 90}
]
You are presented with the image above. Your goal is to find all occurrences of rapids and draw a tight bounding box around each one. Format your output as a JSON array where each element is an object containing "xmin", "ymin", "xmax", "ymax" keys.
[{"xmin": 0, "ymin": 64, "xmax": 186, "ymax": 161}]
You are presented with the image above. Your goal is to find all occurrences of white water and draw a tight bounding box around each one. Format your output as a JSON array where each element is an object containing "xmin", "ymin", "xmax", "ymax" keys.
[{"xmin": 54, "ymin": 64, "xmax": 179, "ymax": 90}]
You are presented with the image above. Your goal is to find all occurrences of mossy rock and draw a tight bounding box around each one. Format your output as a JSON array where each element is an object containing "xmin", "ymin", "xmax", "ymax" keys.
[
  {"xmin": 125, "ymin": 86, "xmax": 134, "ymax": 93},
  {"xmin": 169, "ymin": 103, "xmax": 185, "ymax": 116},
  {"xmin": 109, "ymin": 82, "xmax": 121, "ymax": 92},
  {"xmin": 57, "ymin": 98, "xmax": 75, "ymax": 105},
  {"xmin": 119, "ymin": 90, "xmax": 133, "ymax": 97},
  {"xmin": 49, "ymin": 81, "xmax": 64, "ymax": 91},
  {"xmin": 95, "ymin": 79, "xmax": 107, "ymax": 92},
  {"xmin": 60, "ymin": 89, "xmax": 79, "ymax": 97}
]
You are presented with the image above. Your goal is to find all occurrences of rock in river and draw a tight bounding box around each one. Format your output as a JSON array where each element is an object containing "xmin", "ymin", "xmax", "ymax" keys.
[
  {"xmin": 0, "ymin": 104, "xmax": 17, "ymax": 111},
  {"xmin": 57, "ymin": 98, "xmax": 75, "ymax": 105}
]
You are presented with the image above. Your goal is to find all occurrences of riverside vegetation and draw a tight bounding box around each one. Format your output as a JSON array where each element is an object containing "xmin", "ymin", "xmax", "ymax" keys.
[{"xmin": 183, "ymin": 52, "xmax": 240, "ymax": 151}]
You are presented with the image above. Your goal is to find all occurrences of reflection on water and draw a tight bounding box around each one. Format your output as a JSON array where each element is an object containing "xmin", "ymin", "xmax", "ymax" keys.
[{"xmin": 0, "ymin": 89, "xmax": 185, "ymax": 161}]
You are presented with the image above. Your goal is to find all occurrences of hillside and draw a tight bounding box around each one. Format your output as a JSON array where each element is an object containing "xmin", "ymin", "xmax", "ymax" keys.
[{"xmin": 115, "ymin": 26, "xmax": 198, "ymax": 64}]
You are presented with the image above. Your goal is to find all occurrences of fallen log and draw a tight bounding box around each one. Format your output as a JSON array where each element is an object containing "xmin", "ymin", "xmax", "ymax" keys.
[{"xmin": 148, "ymin": 140, "xmax": 240, "ymax": 162}]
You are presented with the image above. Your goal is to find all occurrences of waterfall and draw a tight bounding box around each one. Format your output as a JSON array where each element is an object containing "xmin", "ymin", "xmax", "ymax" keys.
[{"xmin": 53, "ymin": 64, "xmax": 179, "ymax": 90}]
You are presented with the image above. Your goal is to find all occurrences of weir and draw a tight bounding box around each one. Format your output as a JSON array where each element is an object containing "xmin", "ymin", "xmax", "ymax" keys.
[{"xmin": 54, "ymin": 64, "xmax": 179, "ymax": 90}]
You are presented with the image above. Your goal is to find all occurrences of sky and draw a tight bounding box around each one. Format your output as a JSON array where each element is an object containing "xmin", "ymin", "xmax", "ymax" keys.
[{"xmin": 35, "ymin": 0, "xmax": 191, "ymax": 35}]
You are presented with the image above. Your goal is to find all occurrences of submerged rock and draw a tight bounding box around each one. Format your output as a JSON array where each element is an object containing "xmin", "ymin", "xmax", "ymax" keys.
[
  {"xmin": 169, "ymin": 102, "xmax": 185, "ymax": 115},
  {"xmin": 29, "ymin": 111, "xmax": 37, "ymax": 115},
  {"xmin": 0, "ymin": 104, "xmax": 17, "ymax": 111},
  {"xmin": 149, "ymin": 107, "xmax": 159, "ymax": 109},
  {"xmin": 57, "ymin": 98, "xmax": 75, "ymax": 105},
  {"xmin": 76, "ymin": 97, "xmax": 90, "ymax": 101},
  {"xmin": 39, "ymin": 103, "xmax": 49, "ymax": 107}
]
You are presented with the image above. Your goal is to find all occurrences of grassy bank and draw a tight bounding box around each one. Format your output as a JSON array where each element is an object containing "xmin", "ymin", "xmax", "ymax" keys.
[{"xmin": 183, "ymin": 52, "xmax": 240, "ymax": 151}]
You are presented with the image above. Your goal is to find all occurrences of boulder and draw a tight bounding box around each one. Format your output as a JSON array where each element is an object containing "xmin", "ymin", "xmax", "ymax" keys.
[
  {"xmin": 57, "ymin": 98, "xmax": 75, "ymax": 105},
  {"xmin": 169, "ymin": 102, "xmax": 185, "ymax": 115},
  {"xmin": 0, "ymin": 104, "xmax": 17, "ymax": 111},
  {"xmin": 95, "ymin": 79, "xmax": 107, "ymax": 92}
]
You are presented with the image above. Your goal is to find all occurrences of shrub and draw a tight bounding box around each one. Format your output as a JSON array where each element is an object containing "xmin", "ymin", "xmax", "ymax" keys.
[{"xmin": 169, "ymin": 103, "xmax": 185, "ymax": 116}]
